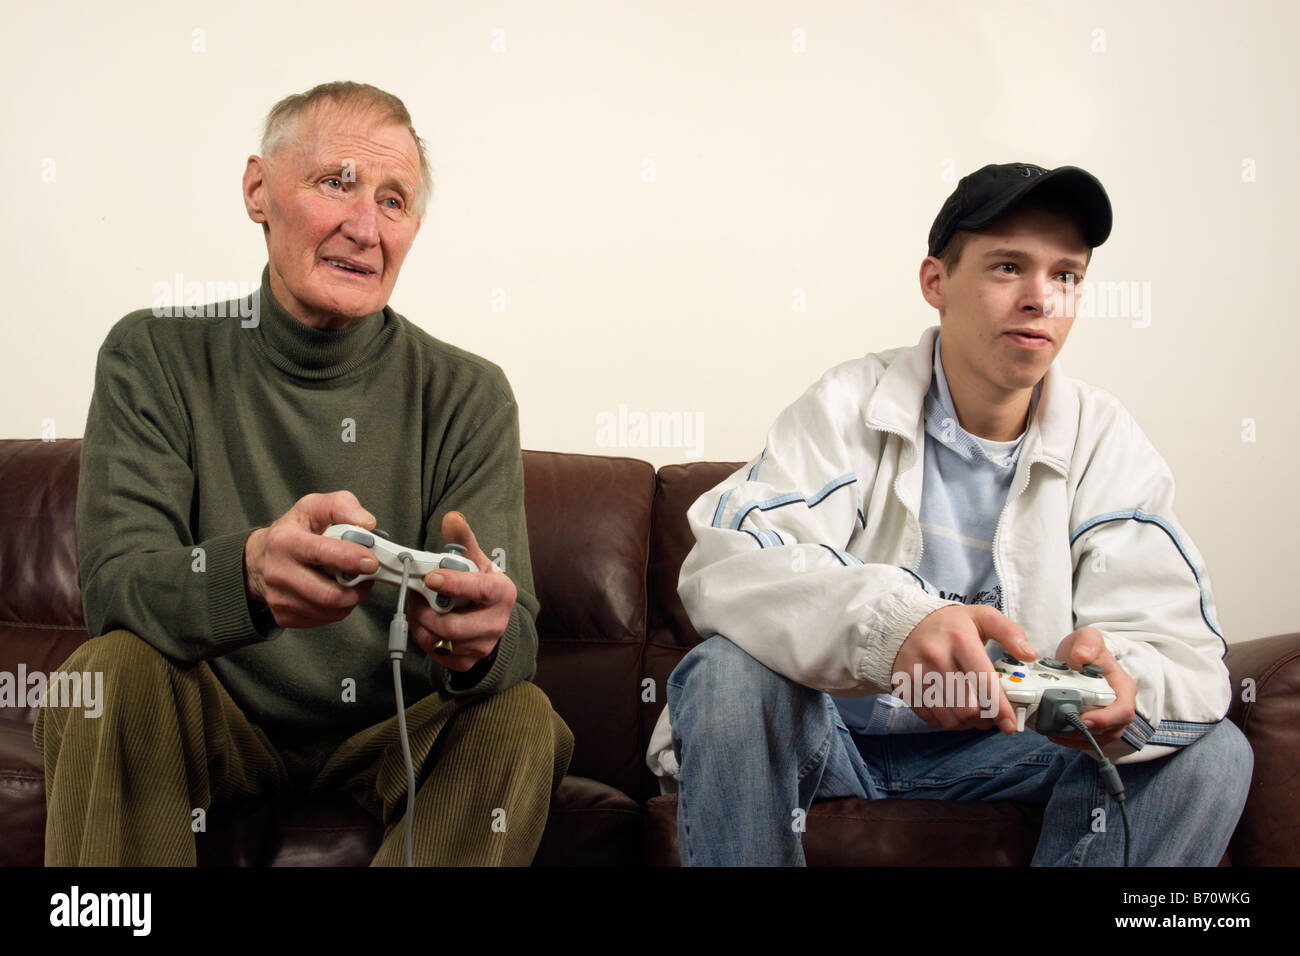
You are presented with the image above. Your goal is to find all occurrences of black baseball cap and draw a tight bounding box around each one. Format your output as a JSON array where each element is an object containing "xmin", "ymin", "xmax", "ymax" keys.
[{"xmin": 927, "ymin": 163, "xmax": 1112, "ymax": 258}]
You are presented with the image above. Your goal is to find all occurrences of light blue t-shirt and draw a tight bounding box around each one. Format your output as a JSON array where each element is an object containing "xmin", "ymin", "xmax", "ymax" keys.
[{"xmin": 832, "ymin": 333, "xmax": 1041, "ymax": 734}]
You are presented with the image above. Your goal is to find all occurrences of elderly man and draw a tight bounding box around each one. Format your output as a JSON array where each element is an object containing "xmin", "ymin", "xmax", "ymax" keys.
[{"xmin": 34, "ymin": 81, "xmax": 573, "ymax": 866}]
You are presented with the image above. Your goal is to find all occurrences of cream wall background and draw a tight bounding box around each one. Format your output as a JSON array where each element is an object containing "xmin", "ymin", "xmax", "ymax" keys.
[{"xmin": 3, "ymin": 0, "xmax": 1296, "ymax": 644}]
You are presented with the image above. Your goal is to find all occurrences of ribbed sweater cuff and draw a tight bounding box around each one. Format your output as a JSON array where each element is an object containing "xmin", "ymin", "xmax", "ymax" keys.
[
  {"xmin": 204, "ymin": 529, "xmax": 278, "ymax": 650},
  {"xmin": 437, "ymin": 604, "xmax": 522, "ymax": 697}
]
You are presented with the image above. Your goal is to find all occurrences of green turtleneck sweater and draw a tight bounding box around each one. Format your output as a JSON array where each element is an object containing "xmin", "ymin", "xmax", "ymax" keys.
[{"xmin": 75, "ymin": 264, "xmax": 539, "ymax": 753}]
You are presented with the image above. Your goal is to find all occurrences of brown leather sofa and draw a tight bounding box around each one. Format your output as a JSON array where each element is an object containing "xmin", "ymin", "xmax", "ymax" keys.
[{"xmin": 1, "ymin": 438, "xmax": 1297, "ymax": 865}]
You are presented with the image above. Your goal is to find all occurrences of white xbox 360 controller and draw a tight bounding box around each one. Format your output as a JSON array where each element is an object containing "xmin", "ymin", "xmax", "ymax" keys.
[
  {"xmin": 322, "ymin": 523, "xmax": 477, "ymax": 612},
  {"xmin": 994, "ymin": 654, "xmax": 1116, "ymax": 734}
]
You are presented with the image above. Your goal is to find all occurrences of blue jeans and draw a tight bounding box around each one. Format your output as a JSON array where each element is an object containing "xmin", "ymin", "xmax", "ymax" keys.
[{"xmin": 667, "ymin": 635, "xmax": 1253, "ymax": 866}]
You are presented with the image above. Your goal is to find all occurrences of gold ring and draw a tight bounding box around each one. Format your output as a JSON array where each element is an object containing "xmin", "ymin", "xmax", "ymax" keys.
[{"xmin": 432, "ymin": 639, "xmax": 453, "ymax": 657}]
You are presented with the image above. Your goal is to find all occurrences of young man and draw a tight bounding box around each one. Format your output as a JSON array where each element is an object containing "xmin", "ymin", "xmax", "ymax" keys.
[
  {"xmin": 646, "ymin": 163, "xmax": 1252, "ymax": 866},
  {"xmin": 35, "ymin": 82, "xmax": 572, "ymax": 865}
]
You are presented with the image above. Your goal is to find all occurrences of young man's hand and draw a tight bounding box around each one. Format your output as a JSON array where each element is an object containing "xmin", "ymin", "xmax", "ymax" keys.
[
  {"xmin": 404, "ymin": 511, "xmax": 517, "ymax": 673},
  {"xmin": 1046, "ymin": 626, "xmax": 1137, "ymax": 752},
  {"xmin": 892, "ymin": 604, "xmax": 1038, "ymax": 735}
]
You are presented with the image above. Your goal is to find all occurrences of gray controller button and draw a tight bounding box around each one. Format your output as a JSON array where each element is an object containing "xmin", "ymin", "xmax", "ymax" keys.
[
  {"xmin": 446, "ymin": 544, "xmax": 467, "ymax": 556},
  {"xmin": 1082, "ymin": 664, "xmax": 1105, "ymax": 678},
  {"xmin": 1040, "ymin": 658, "xmax": 1069, "ymax": 671},
  {"xmin": 341, "ymin": 530, "xmax": 375, "ymax": 548},
  {"xmin": 373, "ymin": 529, "xmax": 391, "ymax": 540}
]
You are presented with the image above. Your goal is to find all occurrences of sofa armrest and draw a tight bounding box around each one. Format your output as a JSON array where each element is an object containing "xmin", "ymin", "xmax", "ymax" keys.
[{"xmin": 1224, "ymin": 631, "xmax": 1300, "ymax": 865}]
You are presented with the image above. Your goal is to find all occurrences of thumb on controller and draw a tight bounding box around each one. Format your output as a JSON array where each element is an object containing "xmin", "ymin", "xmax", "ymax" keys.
[{"xmin": 439, "ymin": 511, "xmax": 482, "ymax": 561}]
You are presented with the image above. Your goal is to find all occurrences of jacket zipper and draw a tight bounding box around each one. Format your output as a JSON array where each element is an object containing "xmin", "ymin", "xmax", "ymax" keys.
[
  {"xmin": 870, "ymin": 423, "xmax": 925, "ymax": 572},
  {"xmin": 990, "ymin": 460, "xmax": 1038, "ymax": 614}
]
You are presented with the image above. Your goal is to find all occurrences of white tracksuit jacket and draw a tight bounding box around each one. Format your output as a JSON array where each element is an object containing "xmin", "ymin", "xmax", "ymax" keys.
[{"xmin": 646, "ymin": 325, "xmax": 1231, "ymax": 786}]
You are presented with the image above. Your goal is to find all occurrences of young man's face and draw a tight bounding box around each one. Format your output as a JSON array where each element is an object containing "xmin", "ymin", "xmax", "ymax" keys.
[
  {"xmin": 243, "ymin": 103, "xmax": 423, "ymax": 329},
  {"xmin": 922, "ymin": 206, "xmax": 1089, "ymax": 397}
]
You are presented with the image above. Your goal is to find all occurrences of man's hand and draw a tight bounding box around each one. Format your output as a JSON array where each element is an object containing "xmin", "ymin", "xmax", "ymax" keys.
[
  {"xmin": 404, "ymin": 511, "xmax": 517, "ymax": 673},
  {"xmin": 892, "ymin": 603, "xmax": 1038, "ymax": 735},
  {"xmin": 1046, "ymin": 626, "xmax": 1137, "ymax": 752},
  {"xmin": 243, "ymin": 491, "xmax": 378, "ymax": 629}
]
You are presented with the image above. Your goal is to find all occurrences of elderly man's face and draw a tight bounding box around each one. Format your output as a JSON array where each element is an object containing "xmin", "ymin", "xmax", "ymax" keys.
[{"xmin": 244, "ymin": 104, "xmax": 422, "ymax": 329}]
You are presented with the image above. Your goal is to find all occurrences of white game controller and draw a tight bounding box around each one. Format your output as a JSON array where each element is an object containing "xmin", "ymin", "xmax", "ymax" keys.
[
  {"xmin": 322, "ymin": 524, "xmax": 477, "ymax": 613},
  {"xmin": 994, "ymin": 654, "xmax": 1116, "ymax": 734}
]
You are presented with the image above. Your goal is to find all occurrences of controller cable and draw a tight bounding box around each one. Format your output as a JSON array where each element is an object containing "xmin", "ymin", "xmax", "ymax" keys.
[
  {"xmin": 387, "ymin": 552, "xmax": 418, "ymax": 867},
  {"xmin": 1056, "ymin": 703, "xmax": 1131, "ymax": 867}
]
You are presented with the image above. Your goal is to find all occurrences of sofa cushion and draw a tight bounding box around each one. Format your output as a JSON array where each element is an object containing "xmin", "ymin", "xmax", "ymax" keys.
[
  {"xmin": 5, "ymin": 708, "xmax": 640, "ymax": 867},
  {"xmin": 640, "ymin": 461, "xmax": 741, "ymax": 797},
  {"xmin": 644, "ymin": 794, "xmax": 1044, "ymax": 866},
  {"xmin": 0, "ymin": 440, "xmax": 84, "ymax": 630},
  {"xmin": 0, "ymin": 719, "xmax": 46, "ymax": 866},
  {"xmin": 0, "ymin": 624, "xmax": 90, "ymax": 726},
  {"xmin": 202, "ymin": 776, "xmax": 641, "ymax": 867},
  {"xmin": 645, "ymin": 461, "xmax": 743, "ymax": 653},
  {"xmin": 523, "ymin": 450, "xmax": 655, "ymax": 802}
]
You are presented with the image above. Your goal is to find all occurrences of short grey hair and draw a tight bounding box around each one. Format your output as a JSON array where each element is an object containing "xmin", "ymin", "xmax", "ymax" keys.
[{"xmin": 261, "ymin": 81, "xmax": 432, "ymax": 218}]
